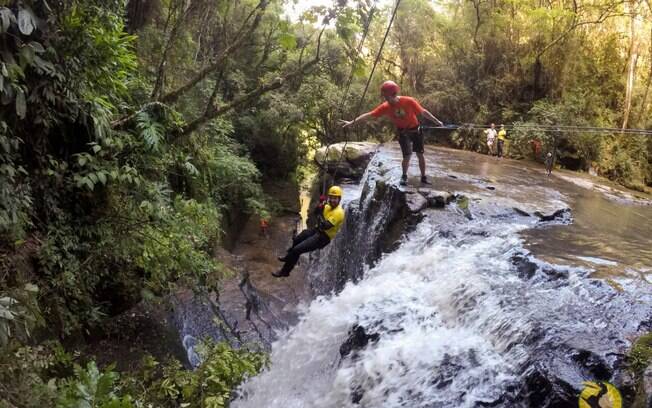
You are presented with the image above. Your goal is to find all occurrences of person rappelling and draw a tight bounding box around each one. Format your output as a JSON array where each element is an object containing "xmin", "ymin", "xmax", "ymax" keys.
[
  {"xmin": 339, "ymin": 81, "xmax": 444, "ymax": 186},
  {"xmin": 272, "ymin": 186, "xmax": 345, "ymax": 278}
]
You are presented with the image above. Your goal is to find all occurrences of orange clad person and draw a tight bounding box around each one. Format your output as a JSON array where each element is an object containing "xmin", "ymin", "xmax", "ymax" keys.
[{"xmin": 340, "ymin": 81, "xmax": 443, "ymax": 186}]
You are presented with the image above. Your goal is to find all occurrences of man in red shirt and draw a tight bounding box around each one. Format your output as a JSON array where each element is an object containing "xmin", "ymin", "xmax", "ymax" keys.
[{"xmin": 340, "ymin": 80, "xmax": 443, "ymax": 185}]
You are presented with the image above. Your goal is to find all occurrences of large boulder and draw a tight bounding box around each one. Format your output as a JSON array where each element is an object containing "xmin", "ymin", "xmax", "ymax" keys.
[{"xmin": 314, "ymin": 142, "xmax": 378, "ymax": 180}]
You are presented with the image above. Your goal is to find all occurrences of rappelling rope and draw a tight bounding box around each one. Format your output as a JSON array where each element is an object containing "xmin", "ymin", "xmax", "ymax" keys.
[
  {"xmin": 321, "ymin": 2, "xmax": 378, "ymax": 194},
  {"xmin": 321, "ymin": 1, "xmax": 376, "ymax": 194},
  {"xmin": 419, "ymin": 123, "xmax": 652, "ymax": 136},
  {"xmin": 326, "ymin": 0, "xmax": 404, "ymax": 190}
]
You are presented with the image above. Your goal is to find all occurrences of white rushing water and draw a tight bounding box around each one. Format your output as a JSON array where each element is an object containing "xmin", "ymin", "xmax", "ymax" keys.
[{"xmin": 233, "ymin": 207, "xmax": 558, "ymax": 408}]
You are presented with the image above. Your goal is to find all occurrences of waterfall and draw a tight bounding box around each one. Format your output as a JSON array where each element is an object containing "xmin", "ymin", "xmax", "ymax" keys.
[{"xmin": 232, "ymin": 148, "xmax": 652, "ymax": 407}]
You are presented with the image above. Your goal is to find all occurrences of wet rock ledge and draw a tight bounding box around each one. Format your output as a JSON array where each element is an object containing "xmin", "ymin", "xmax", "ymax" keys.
[
  {"xmin": 309, "ymin": 152, "xmax": 462, "ymax": 295},
  {"xmin": 310, "ymin": 143, "xmax": 651, "ymax": 407}
]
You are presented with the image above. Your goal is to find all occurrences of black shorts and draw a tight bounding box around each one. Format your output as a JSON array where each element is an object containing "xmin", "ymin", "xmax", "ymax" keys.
[{"xmin": 397, "ymin": 127, "xmax": 424, "ymax": 157}]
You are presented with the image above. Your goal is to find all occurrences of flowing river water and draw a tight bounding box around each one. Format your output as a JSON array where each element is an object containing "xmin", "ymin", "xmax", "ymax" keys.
[{"xmin": 231, "ymin": 145, "xmax": 652, "ymax": 407}]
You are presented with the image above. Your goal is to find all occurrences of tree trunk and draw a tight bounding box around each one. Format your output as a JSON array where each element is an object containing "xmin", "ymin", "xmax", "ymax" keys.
[
  {"xmin": 125, "ymin": 0, "xmax": 160, "ymax": 33},
  {"xmin": 622, "ymin": 7, "xmax": 640, "ymax": 130},
  {"xmin": 634, "ymin": 26, "xmax": 652, "ymax": 126},
  {"xmin": 151, "ymin": 0, "xmax": 193, "ymax": 100}
]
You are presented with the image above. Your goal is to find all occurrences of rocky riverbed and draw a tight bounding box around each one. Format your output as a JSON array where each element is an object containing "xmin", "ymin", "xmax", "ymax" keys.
[{"xmin": 229, "ymin": 143, "xmax": 652, "ymax": 408}]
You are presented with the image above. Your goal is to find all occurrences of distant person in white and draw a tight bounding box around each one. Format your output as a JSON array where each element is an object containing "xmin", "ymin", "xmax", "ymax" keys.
[{"xmin": 485, "ymin": 123, "xmax": 497, "ymax": 156}]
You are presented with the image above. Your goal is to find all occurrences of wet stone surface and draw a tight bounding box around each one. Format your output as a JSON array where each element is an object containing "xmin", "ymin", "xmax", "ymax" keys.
[{"xmin": 228, "ymin": 144, "xmax": 652, "ymax": 408}]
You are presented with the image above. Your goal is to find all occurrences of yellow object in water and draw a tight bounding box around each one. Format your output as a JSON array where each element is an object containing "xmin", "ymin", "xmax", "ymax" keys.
[
  {"xmin": 457, "ymin": 195, "xmax": 469, "ymax": 210},
  {"xmin": 578, "ymin": 381, "xmax": 621, "ymax": 408}
]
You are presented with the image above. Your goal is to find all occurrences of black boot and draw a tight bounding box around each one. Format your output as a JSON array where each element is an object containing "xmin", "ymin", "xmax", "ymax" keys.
[
  {"xmin": 421, "ymin": 175, "xmax": 431, "ymax": 185},
  {"xmin": 272, "ymin": 270, "xmax": 290, "ymax": 278},
  {"xmin": 400, "ymin": 174, "xmax": 408, "ymax": 186}
]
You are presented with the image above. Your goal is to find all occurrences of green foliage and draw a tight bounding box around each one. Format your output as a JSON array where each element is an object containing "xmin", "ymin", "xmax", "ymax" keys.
[
  {"xmin": 136, "ymin": 111, "xmax": 166, "ymax": 151},
  {"xmin": 187, "ymin": 120, "xmax": 270, "ymax": 219},
  {"xmin": 0, "ymin": 340, "xmax": 266, "ymax": 408},
  {"xmin": 0, "ymin": 341, "xmax": 72, "ymax": 407},
  {"xmin": 0, "ymin": 121, "xmax": 31, "ymax": 239},
  {"xmin": 120, "ymin": 341, "xmax": 268, "ymax": 408},
  {"xmin": 0, "ymin": 0, "xmax": 272, "ymax": 340},
  {"xmin": 0, "ymin": 283, "xmax": 41, "ymax": 347},
  {"xmin": 57, "ymin": 4, "xmax": 138, "ymax": 107},
  {"xmin": 135, "ymin": 198, "xmax": 222, "ymax": 293},
  {"xmin": 56, "ymin": 362, "xmax": 133, "ymax": 408}
]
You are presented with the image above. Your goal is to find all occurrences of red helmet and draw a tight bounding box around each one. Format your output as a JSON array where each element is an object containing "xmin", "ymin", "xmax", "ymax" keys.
[{"xmin": 380, "ymin": 80, "xmax": 400, "ymax": 97}]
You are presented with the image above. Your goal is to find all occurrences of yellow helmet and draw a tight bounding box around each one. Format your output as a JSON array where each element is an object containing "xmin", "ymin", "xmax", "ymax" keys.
[{"xmin": 327, "ymin": 186, "xmax": 343, "ymax": 197}]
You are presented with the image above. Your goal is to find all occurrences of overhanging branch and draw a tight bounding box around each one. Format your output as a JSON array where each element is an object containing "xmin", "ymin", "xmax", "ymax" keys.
[
  {"xmin": 159, "ymin": 0, "xmax": 270, "ymax": 104},
  {"xmin": 175, "ymin": 28, "xmax": 327, "ymax": 140}
]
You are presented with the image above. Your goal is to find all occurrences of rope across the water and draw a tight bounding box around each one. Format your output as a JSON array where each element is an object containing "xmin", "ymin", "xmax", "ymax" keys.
[{"xmin": 419, "ymin": 123, "xmax": 652, "ymax": 136}]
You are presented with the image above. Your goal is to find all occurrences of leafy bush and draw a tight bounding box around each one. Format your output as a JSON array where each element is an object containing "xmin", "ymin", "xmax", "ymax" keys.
[
  {"xmin": 0, "ymin": 340, "xmax": 266, "ymax": 408},
  {"xmin": 120, "ymin": 341, "xmax": 268, "ymax": 408}
]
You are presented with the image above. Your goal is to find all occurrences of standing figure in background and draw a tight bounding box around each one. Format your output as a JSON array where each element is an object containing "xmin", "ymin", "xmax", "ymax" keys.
[
  {"xmin": 497, "ymin": 124, "xmax": 507, "ymax": 158},
  {"xmin": 530, "ymin": 138, "xmax": 542, "ymax": 160},
  {"xmin": 545, "ymin": 152, "xmax": 554, "ymax": 176},
  {"xmin": 259, "ymin": 218, "xmax": 269, "ymax": 238},
  {"xmin": 273, "ymin": 186, "xmax": 345, "ymax": 278},
  {"xmin": 340, "ymin": 80, "xmax": 443, "ymax": 186},
  {"xmin": 485, "ymin": 123, "xmax": 497, "ymax": 156}
]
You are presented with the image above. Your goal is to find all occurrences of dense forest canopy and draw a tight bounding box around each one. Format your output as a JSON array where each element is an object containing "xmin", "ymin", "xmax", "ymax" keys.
[{"xmin": 0, "ymin": 0, "xmax": 650, "ymax": 406}]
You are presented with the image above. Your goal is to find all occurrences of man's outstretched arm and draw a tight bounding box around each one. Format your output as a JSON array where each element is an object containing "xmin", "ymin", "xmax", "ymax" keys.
[
  {"xmin": 420, "ymin": 109, "xmax": 443, "ymax": 126},
  {"xmin": 339, "ymin": 111, "xmax": 375, "ymax": 128}
]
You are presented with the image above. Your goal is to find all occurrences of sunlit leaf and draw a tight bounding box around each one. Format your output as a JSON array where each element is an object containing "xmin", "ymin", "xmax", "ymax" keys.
[
  {"xmin": 28, "ymin": 41, "xmax": 45, "ymax": 53},
  {"xmin": 0, "ymin": 7, "xmax": 12, "ymax": 33},
  {"xmin": 17, "ymin": 6, "xmax": 36, "ymax": 36},
  {"xmin": 15, "ymin": 88, "xmax": 26, "ymax": 119},
  {"xmin": 279, "ymin": 33, "xmax": 297, "ymax": 50}
]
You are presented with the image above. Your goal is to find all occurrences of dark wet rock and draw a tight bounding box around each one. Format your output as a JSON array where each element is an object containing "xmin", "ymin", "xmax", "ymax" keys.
[
  {"xmin": 84, "ymin": 300, "xmax": 188, "ymax": 371},
  {"xmin": 511, "ymin": 253, "xmax": 538, "ymax": 279},
  {"xmin": 518, "ymin": 363, "xmax": 578, "ymax": 407},
  {"xmin": 421, "ymin": 189, "xmax": 454, "ymax": 208},
  {"xmin": 351, "ymin": 386, "xmax": 364, "ymax": 404},
  {"xmin": 310, "ymin": 158, "xmax": 427, "ymax": 293},
  {"xmin": 405, "ymin": 192, "xmax": 428, "ymax": 213},
  {"xmin": 513, "ymin": 207, "xmax": 531, "ymax": 217},
  {"xmin": 439, "ymin": 230, "xmax": 455, "ymax": 239},
  {"xmin": 486, "ymin": 186, "xmax": 496, "ymax": 190},
  {"xmin": 611, "ymin": 368, "xmax": 637, "ymax": 406},
  {"xmin": 534, "ymin": 208, "xmax": 572, "ymax": 223},
  {"xmin": 570, "ymin": 349, "xmax": 612, "ymax": 380},
  {"xmin": 340, "ymin": 324, "xmax": 380, "ymax": 359},
  {"xmin": 430, "ymin": 353, "xmax": 465, "ymax": 389},
  {"xmin": 541, "ymin": 266, "xmax": 569, "ymax": 280}
]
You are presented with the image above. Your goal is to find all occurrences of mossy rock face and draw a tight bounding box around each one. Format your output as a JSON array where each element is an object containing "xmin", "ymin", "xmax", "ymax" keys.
[
  {"xmin": 627, "ymin": 332, "xmax": 652, "ymax": 408},
  {"xmin": 630, "ymin": 333, "xmax": 652, "ymax": 375}
]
